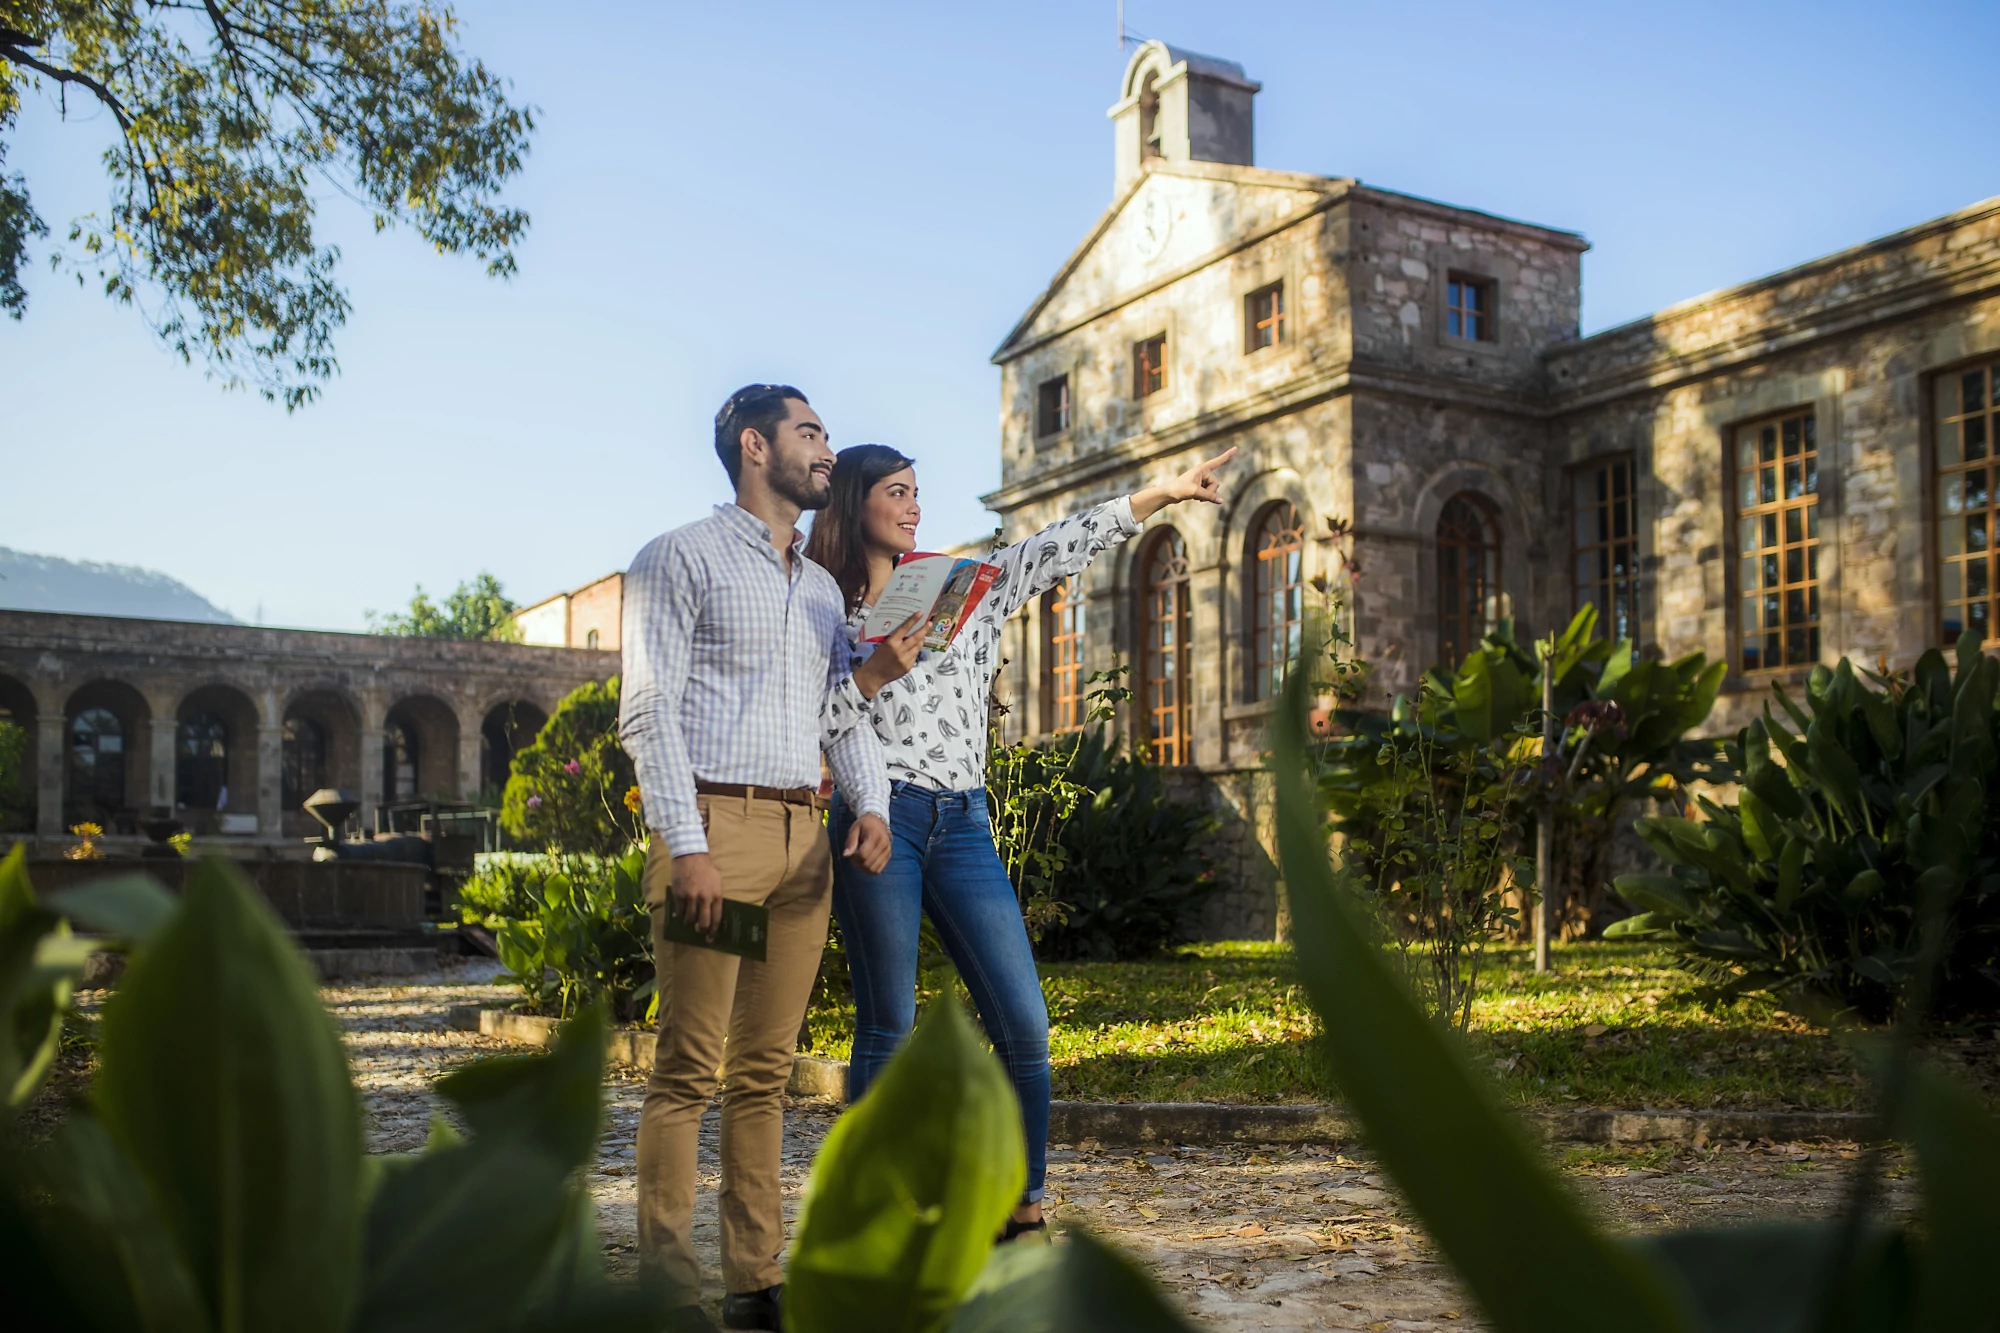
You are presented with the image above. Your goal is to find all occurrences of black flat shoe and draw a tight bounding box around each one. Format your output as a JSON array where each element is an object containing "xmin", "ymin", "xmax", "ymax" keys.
[
  {"xmin": 998, "ymin": 1216, "xmax": 1048, "ymax": 1243},
  {"xmin": 721, "ymin": 1284, "xmax": 783, "ymax": 1331}
]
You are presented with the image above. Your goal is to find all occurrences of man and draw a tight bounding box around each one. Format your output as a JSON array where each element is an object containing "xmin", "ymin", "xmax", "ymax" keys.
[{"xmin": 620, "ymin": 384, "xmax": 893, "ymax": 1332}]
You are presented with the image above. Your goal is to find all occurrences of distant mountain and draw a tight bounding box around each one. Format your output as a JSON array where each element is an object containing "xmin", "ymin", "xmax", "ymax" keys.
[{"xmin": 0, "ymin": 547, "xmax": 237, "ymax": 624}]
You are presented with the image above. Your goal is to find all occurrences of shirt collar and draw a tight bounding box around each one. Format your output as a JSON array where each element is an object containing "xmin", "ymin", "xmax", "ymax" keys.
[{"xmin": 714, "ymin": 503, "xmax": 806, "ymax": 561}]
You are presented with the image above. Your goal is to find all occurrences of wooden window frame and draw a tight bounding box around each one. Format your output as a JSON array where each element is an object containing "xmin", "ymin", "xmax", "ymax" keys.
[
  {"xmin": 1041, "ymin": 577, "xmax": 1087, "ymax": 735},
  {"xmin": 1436, "ymin": 493, "xmax": 1501, "ymax": 667},
  {"xmin": 1937, "ymin": 359, "xmax": 2000, "ymax": 648},
  {"xmin": 1569, "ymin": 455, "xmax": 1641, "ymax": 644},
  {"xmin": 1140, "ymin": 530, "xmax": 1192, "ymax": 765},
  {"xmin": 1244, "ymin": 282, "xmax": 1285, "ymax": 353},
  {"xmin": 1250, "ymin": 502, "xmax": 1306, "ymax": 701},
  {"xmin": 1732, "ymin": 409, "xmax": 1821, "ymax": 673},
  {"xmin": 1036, "ymin": 373, "xmax": 1072, "ymax": 438},
  {"xmin": 1133, "ymin": 333, "xmax": 1168, "ymax": 399},
  {"xmin": 1445, "ymin": 272, "xmax": 1495, "ymax": 343}
]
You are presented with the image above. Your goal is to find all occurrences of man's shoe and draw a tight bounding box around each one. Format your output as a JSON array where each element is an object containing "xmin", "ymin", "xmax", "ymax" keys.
[
  {"xmin": 720, "ymin": 1284, "xmax": 783, "ymax": 1331},
  {"xmin": 664, "ymin": 1304, "xmax": 719, "ymax": 1333}
]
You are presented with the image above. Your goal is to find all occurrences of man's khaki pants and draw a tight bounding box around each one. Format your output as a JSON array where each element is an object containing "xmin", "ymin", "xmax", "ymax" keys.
[{"xmin": 636, "ymin": 793, "xmax": 832, "ymax": 1303}]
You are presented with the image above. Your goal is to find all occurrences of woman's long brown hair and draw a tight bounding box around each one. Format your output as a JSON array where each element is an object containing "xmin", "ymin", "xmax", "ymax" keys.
[{"xmin": 803, "ymin": 444, "xmax": 917, "ymax": 613}]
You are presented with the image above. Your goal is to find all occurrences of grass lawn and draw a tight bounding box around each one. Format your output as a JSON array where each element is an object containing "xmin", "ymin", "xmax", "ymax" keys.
[{"xmin": 802, "ymin": 940, "xmax": 1919, "ymax": 1112}]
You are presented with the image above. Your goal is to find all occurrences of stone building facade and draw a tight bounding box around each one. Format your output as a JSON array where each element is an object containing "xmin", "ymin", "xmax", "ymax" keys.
[
  {"xmin": 515, "ymin": 571, "xmax": 625, "ymax": 652},
  {"xmin": 984, "ymin": 40, "xmax": 2000, "ymax": 937},
  {"xmin": 0, "ymin": 609, "xmax": 616, "ymax": 849}
]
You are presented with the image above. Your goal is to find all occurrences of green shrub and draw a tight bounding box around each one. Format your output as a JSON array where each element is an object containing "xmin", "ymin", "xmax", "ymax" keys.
[
  {"xmin": 500, "ymin": 677, "xmax": 642, "ymax": 858},
  {"xmin": 1612, "ymin": 640, "xmax": 2000, "ymax": 1022},
  {"xmin": 483, "ymin": 850, "xmax": 653, "ymax": 1023},
  {"xmin": 458, "ymin": 852, "xmax": 551, "ymax": 927},
  {"xmin": 1025, "ymin": 728, "xmax": 1221, "ymax": 962},
  {"xmin": 0, "ymin": 847, "xmax": 659, "ymax": 1331}
]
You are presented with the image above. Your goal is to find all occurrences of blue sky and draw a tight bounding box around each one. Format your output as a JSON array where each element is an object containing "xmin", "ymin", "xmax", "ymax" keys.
[{"xmin": 4, "ymin": 0, "xmax": 1996, "ymax": 630}]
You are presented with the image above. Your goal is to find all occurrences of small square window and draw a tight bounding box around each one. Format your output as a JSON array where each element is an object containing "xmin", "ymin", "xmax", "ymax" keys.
[
  {"xmin": 1036, "ymin": 374, "xmax": 1071, "ymax": 438},
  {"xmin": 1134, "ymin": 333, "xmax": 1167, "ymax": 398},
  {"xmin": 1446, "ymin": 273, "xmax": 1495, "ymax": 343},
  {"xmin": 1245, "ymin": 282, "xmax": 1285, "ymax": 352}
]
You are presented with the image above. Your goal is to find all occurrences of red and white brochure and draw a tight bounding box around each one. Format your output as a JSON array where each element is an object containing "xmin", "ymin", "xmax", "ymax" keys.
[{"xmin": 861, "ymin": 552, "xmax": 1000, "ymax": 652}]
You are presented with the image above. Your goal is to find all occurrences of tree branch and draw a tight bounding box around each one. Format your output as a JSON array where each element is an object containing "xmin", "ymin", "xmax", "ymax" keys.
[{"xmin": 1, "ymin": 45, "xmax": 135, "ymax": 132}]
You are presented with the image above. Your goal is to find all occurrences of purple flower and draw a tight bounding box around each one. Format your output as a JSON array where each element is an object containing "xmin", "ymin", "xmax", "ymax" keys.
[
  {"xmin": 526, "ymin": 795, "xmax": 543, "ymax": 809},
  {"xmin": 563, "ymin": 759, "xmax": 582, "ymax": 776}
]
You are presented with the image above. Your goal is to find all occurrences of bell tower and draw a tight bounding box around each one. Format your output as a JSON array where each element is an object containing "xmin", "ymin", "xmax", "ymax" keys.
[{"xmin": 1107, "ymin": 40, "xmax": 1260, "ymax": 195}]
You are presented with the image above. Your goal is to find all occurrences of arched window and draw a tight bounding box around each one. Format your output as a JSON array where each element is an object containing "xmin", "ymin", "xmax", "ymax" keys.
[
  {"xmin": 1042, "ymin": 577, "xmax": 1087, "ymax": 734},
  {"xmin": 1437, "ymin": 493, "xmax": 1501, "ymax": 668},
  {"xmin": 1250, "ymin": 502, "xmax": 1306, "ymax": 701},
  {"xmin": 69, "ymin": 707, "xmax": 126, "ymax": 818},
  {"xmin": 585, "ymin": 627, "xmax": 601, "ymax": 650},
  {"xmin": 1141, "ymin": 531, "xmax": 1192, "ymax": 765},
  {"xmin": 383, "ymin": 719, "xmax": 419, "ymax": 801},
  {"xmin": 283, "ymin": 716, "xmax": 328, "ymax": 809},
  {"xmin": 177, "ymin": 711, "xmax": 230, "ymax": 811},
  {"xmin": 1138, "ymin": 72, "xmax": 1162, "ymax": 158}
]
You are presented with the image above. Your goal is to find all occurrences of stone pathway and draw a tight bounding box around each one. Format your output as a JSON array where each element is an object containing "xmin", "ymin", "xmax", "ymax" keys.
[{"xmin": 326, "ymin": 964, "xmax": 1918, "ymax": 1331}]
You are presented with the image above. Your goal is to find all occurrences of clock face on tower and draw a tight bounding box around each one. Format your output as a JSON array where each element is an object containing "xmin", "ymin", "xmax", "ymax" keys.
[{"xmin": 1135, "ymin": 193, "xmax": 1172, "ymax": 263}]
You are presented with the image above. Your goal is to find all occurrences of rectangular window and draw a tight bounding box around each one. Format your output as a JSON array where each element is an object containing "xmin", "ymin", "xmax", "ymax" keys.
[
  {"xmin": 1446, "ymin": 273, "xmax": 1493, "ymax": 342},
  {"xmin": 1245, "ymin": 282, "xmax": 1285, "ymax": 352},
  {"xmin": 1735, "ymin": 410, "xmax": 1820, "ymax": 672},
  {"xmin": 1938, "ymin": 361, "xmax": 2000, "ymax": 647},
  {"xmin": 1571, "ymin": 457, "xmax": 1640, "ymax": 644},
  {"xmin": 1036, "ymin": 374, "xmax": 1071, "ymax": 438},
  {"xmin": 1133, "ymin": 333, "xmax": 1167, "ymax": 398}
]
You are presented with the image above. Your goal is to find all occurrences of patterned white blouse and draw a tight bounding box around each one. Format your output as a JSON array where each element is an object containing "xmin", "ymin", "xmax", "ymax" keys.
[{"xmin": 821, "ymin": 498, "xmax": 1143, "ymax": 791}]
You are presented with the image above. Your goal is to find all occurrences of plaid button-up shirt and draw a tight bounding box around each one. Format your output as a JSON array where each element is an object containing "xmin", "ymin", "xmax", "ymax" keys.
[{"xmin": 619, "ymin": 504, "xmax": 889, "ymax": 857}]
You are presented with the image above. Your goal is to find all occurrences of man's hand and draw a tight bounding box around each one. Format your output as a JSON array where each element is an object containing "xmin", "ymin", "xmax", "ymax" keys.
[
  {"xmin": 853, "ymin": 613, "xmax": 926, "ymax": 699},
  {"xmin": 670, "ymin": 851, "xmax": 725, "ymax": 937},
  {"xmin": 842, "ymin": 812, "xmax": 893, "ymax": 874},
  {"xmin": 1130, "ymin": 446, "xmax": 1239, "ymax": 521}
]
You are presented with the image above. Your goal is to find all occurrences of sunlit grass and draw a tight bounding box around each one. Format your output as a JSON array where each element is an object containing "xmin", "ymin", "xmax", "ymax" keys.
[{"xmin": 805, "ymin": 940, "xmax": 1882, "ymax": 1110}]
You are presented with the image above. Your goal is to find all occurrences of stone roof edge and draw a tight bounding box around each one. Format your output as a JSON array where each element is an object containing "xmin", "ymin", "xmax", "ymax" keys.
[
  {"xmin": 1549, "ymin": 194, "xmax": 2000, "ymax": 372},
  {"xmin": 0, "ymin": 607, "xmax": 618, "ymax": 663},
  {"xmin": 1343, "ymin": 183, "xmax": 1590, "ymax": 252},
  {"xmin": 989, "ymin": 161, "xmax": 1350, "ymax": 365}
]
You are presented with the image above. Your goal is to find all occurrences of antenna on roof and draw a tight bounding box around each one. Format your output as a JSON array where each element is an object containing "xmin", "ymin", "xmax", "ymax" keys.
[{"xmin": 1117, "ymin": 0, "xmax": 1145, "ymax": 51}]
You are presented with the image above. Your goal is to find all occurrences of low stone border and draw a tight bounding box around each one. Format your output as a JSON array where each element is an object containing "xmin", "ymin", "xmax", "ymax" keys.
[{"xmin": 445, "ymin": 1007, "xmax": 1880, "ymax": 1146}]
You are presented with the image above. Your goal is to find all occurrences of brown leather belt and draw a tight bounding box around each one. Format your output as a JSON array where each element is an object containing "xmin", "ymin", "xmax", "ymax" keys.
[{"xmin": 693, "ymin": 781, "xmax": 829, "ymax": 812}]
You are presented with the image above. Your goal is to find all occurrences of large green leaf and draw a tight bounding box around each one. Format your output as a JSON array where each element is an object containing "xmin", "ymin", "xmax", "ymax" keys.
[
  {"xmin": 1273, "ymin": 666, "xmax": 1694, "ymax": 1333},
  {"xmin": 357, "ymin": 1005, "xmax": 620, "ymax": 1333},
  {"xmin": 948, "ymin": 1232, "xmax": 1199, "ymax": 1333},
  {"xmin": 1896, "ymin": 1059, "xmax": 2000, "ymax": 1332},
  {"xmin": 31, "ymin": 1109, "xmax": 212, "ymax": 1333},
  {"xmin": 788, "ymin": 999, "xmax": 1026, "ymax": 1333},
  {"xmin": 0, "ymin": 844, "xmax": 68, "ymax": 1107},
  {"xmin": 44, "ymin": 874, "xmax": 182, "ymax": 946},
  {"xmin": 93, "ymin": 857, "xmax": 363, "ymax": 1333},
  {"xmin": 1633, "ymin": 1223, "xmax": 1912, "ymax": 1333}
]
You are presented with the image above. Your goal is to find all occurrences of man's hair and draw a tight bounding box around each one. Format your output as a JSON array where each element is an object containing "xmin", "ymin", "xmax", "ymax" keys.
[{"xmin": 714, "ymin": 384, "xmax": 809, "ymax": 485}]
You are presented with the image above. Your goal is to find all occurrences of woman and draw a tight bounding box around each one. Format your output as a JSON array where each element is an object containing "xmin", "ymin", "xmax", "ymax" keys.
[{"xmin": 805, "ymin": 441, "xmax": 1235, "ymax": 1238}]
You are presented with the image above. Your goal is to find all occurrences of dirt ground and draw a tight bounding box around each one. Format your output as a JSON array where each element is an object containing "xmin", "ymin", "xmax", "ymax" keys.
[{"xmin": 324, "ymin": 963, "xmax": 1919, "ymax": 1332}]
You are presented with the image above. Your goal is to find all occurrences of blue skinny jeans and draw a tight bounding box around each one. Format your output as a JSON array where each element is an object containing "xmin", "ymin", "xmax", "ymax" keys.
[{"xmin": 829, "ymin": 783, "xmax": 1051, "ymax": 1202}]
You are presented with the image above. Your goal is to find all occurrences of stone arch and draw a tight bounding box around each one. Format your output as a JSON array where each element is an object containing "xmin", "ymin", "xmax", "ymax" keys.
[
  {"xmin": 63, "ymin": 679, "xmax": 152, "ymax": 832},
  {"xmin": 480, "ymin": 698, "xmax": 550, "ymax": 800},
  {"xmin": 281, "ymin": 686, "xmax": 364, "ymax": 839},
  {"xmin": 174, "ymin": 683, "xmax": 259, "ymax": 830},
  {"xmin": 1409, "ymin": 461, "xmax": 1533, "ymax": 672},
  {"xmin": 0, "ymin": 673, "xmax": 38, "ymax": 833},
  {"xmin": 381, "ymin": 693, "xmax": 460, "ymax": 805}
]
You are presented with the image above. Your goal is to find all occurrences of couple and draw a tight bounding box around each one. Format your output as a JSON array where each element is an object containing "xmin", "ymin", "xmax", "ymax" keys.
[{"xmin": 618, "ymin": 383, "xmax": 1234, "ymax": 1330}]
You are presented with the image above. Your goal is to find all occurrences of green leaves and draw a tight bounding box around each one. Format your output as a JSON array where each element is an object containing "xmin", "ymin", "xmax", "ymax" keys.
[
  {"xmin": 1275, "ymin": 665, "xmax": 1696, "ymax": 1333},
  {"xmin": 789, "ymin": 1000, "xmax": 1027, "ymax": 1333},
  {"xmin": 949, "ymin": 1232, "xmax": 1200, "ymax": 1333},
  {"xmin": 94, "ymin": 857, "xmax": 364, "ymax": 1333}
]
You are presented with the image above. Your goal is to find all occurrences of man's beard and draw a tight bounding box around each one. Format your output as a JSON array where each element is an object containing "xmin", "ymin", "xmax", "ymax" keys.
[{"xmin": 771, "ymin": 450, "xmax": 832, "ymax": 511}]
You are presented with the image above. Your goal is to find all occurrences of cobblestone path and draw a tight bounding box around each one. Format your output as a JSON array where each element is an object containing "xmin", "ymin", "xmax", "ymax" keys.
[{"xmin": 327, "ymin": 964, "xmax": 1915, "ymax": 1332}]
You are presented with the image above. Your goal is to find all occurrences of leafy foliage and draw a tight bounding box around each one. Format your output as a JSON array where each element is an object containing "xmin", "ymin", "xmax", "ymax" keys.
[
  {"xmin": 1026, "ymin": 728, "xmax": 1221, "ymax": 962},
  {"xmin": 1273, "ymin": 642, "xmax": 2000, "ymax": 1333},
  {"xmin": 0, "ymin": 847, "xmax": 660, "ymax": 1330},
  {"xmin": 367, "ymin": 571, "xmax": 520, "ymax": 641},
  {"xmin": 500, "ymin": 677, "xmax": 641, "ymax": 857},
  {"xmin": 0, "ymin": 717, "xmax": 30, "ymax": 831},
  {"xmin": 1612, "ymin": 640, "xmax": 2000, "ymax": 1022},
  {"xmin": 483, "ymin": 850, "xmax": 653, "ymax": 1023},
  {"xmin": 0, "ymin": 1, "xmax": 534, "ymax": 407}
]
